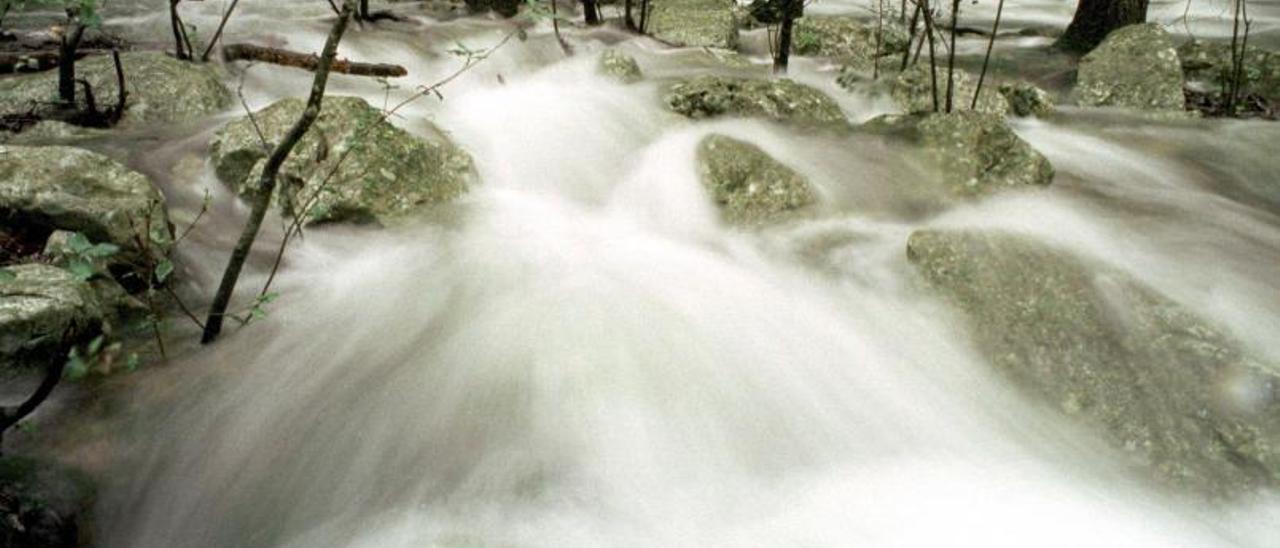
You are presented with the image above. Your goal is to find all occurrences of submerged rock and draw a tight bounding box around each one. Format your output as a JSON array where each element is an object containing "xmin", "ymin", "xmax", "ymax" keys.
[
  {"xmin": 0, "ymin": 51, "xmax": 230, "ymax": 127},
  {"xmin": 598, "ymin": 49, "xmax": 643, "ymax": 83},
  {"xmin": 1179, "ymin": 39, "xmax": 1280, "ymax": 103},
  {"xmin": 0, "ymin": 264, "xmax": 103, "ymax": 369},
  {"xmin": 864, "ymin": 111, "xmax": 1053, "ymax": 197},
  {"xmin": 998, "ymin": 81, "xmax": 1055, "ymax": 117},
  {"xmin": 0, "ymin": 457, "xmax": 95, "ymax": 548},
  {"xmin": 0, "ymin": 145, "xmax": 173, "ymax": 268},
  {"xmin": 646, "ymin": 0, "xmax": 738, "ymax": 49},
  {"xmin": 210, "ymin": 96, "xmax": 475, "ymax": 226},
  {"xmin": 907, "ymin": 229, "xmax": 1280, "ymax": 496},
  {"xmin": 665, "ymin": 76, "xmax": 847, "ymax": 126},
  {"xmin": 696, "ymin": 134, "xmax": 814, "ymax": 224},
  {"xmin": 793, "ymin": 15, "xmax": 909, "ymax": 63},
  {"xmin": 1073, "ymin": 24, "xmax": 1185, "ymax": 111}
]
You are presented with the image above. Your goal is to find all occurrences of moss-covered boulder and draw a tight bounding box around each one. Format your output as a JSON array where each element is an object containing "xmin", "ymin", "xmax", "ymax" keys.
[
  {"xmin": 0, "ymin": 145, "xmax": 173, "ymax": 269},
  {"xmin": 864, "ymin": 111, "xmax": 1053, "ymax": 197},
  {"xmin": 696, "ymin": 134, "xmax": 813, "ymax": 225},
  {"xmin": 0, "ymin": 264, "xmax": 104, "ymax": 369},
  {"xmin": 1179, "ymin": 39, "xmax": 1280, "ymax": 103},
  {"xmin": 647, "ymin": 0, "xmax": 738, "ymax": 49},
  {"xmin": 598, "ymin": 49, "xmax": 642, "ymax": 83},
  {"xmin": 210, "ymin": 96, "xmax": 475, "ymax": 226},
  {"xmin": 665, "ymin": 76, "xmax": 847, "ymax": 126},
  {"xmin": 793, "ymin": 15, "xmax": 909, "ymax": 64},
  {"xmin": 0, "ymin": 457, "xmax": 95, "ymax": 548},
  {"xmin": 0, "ymin": 51, "xmax": 230, "ymax": 127},
  {"xmin": 1073, "ymin": 24, "xmax": 1185, "ymax": 111},
  {"xmin": 998, "ymin": 81, "xmax": 1055, "ymax": 117},
  {"xmin": 838, "ymin": 64, "xmax": 1009, "ymax": 116},
  {"xmin": 907, "ymin": 229, "xmax": 1280, "ymax": 496}
]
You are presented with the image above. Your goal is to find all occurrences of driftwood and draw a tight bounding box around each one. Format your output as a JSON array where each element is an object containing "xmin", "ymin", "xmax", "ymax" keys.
[{"xmin": 221, "ymin": 43, "xmax": 406, "ymax": 78}]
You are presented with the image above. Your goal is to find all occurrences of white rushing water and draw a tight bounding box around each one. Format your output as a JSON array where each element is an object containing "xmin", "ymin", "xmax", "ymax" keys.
[{"xmin": 51, "ymin": 1, "xmax": 1280, "ymax": 546}]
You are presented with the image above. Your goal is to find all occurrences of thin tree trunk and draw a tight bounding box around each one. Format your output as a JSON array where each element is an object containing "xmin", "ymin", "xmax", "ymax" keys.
[
  {"xmin": 625, "ymin": 0, "xmax": 635, "ymax": 30},
  {"xmin": 202, "ymin": 0, "xmax": 359, "ymax": 344},
  {"xmin": 359, "ymin": 0, "xmax": 370, "ymax": 19},
  {"xmin": 0, "ymin": 353, "xmax": 68, "ymax": 456},
  {"xmin": 945, "ymin": 0, "xmax": 960, "ymax": 112},
  {"xmin": 874, "ymin": 0, "xmax": 884, "ymax": 80},
  {"xmin": 1057, "ymin": 0, "xmax": 1148, "ymax": 54},
  {"xmin": 201, "ymin": 0, "xmax": 243, "ymax": 62},
  {"xmin": 774, "ymin": 6, "xmax": 796, "ymax": 74},
  {"xmin": 639, "ymin": 0, "xmax": 650, "ymax": 32},
  {"xmin": 57, "ymin": 18, "xmax": 86, "ymax": 108},
  {"xmin": 901, "ymin": 0, "xmax": 921, "ymax": 71},
  {"xmin": 921, "ymin": 0, "xmax": 940, "ymax": 112},
  {"xmin": 972, "ymin": 0, "xmax": 1004, "ymax": 110},
  {"xmin": 170, "ymin": 0, "xmax": 189, "ymax": 60}
]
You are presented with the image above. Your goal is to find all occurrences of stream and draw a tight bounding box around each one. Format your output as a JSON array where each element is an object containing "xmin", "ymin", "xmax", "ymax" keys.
[{"xmin": 10, "ymin": 0, "xmax": 1280, "ymax": 546}]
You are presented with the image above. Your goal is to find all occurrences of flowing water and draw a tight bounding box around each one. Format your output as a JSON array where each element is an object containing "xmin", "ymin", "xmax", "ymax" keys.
[{"xmin": 16, "ymin": 0, "xmax": 1280, "ymax": 546}]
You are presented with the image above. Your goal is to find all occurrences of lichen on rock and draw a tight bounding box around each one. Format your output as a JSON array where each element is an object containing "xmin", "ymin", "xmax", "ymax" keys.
[
  {"xmin": 1072, "ymin": 24, "xmax": 1186, "ymax": 111},
  {"xmin": 666, "ymin": 76, "xmax": 847, "ymax": 126},
  {"xmin": 696, "ymin": 134, "xmax": 814, "ymax": 225},
  {"xmin": 598, "ymin": 49, "xmax": 643, "ymax": 83},
  {"xmin": 210, "ymin": 96, "xmax": 475, "ymax": 226},
  {"xmin": 0, "ymin": 264, "xmax": 104, "ymax": 369},
  {"xmin": 646, "ymin": 0, "xmax": 739, "ymax": 49}
]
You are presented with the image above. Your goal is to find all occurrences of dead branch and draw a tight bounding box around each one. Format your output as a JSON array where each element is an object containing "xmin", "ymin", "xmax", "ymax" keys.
[{"xmin": 222, "ymin": 43, "xmax": 407, "ymax": 78}]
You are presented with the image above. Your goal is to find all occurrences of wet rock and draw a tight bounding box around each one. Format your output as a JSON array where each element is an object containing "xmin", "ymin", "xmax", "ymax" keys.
[
  {"xmin": 598, "ymin": 49, "xmax": 642, "ymax": 83},
  {"xmin": 0, "ymin": 145, "xmax": 173, "ymax": 269},
  {"xmin": 863, "ymin": 111, "xmax": 1053, "ymax": 197},
  {"xmin": 838, "ymin": 64, "xmax": 1009, "ymax": 116},
  {"xmin": 999, "ymin": 81, "xmax": 1055, "ymax": 117},
  {"xmin": 1179, "ymin": 39, "xmax": 1280, "ymax": 103},
  {"xmin": 665, "ymin": 76, "xmax": 847, "ymax": 126},
  {"xmin": 0, "ymin": 51, "xmax": 231, "ymax": 127},
  {"xmin": 906, "ymin": 229, "xmax": 1280, "ymax": 496},
  {"xmin": 0, "ymin": 456, "xmax": 94, "ymax": 548},
  {"xmin": 210, "ymin": 96, "xmax": 475, "ymax": 226},
  {"xmin": 793, "ymin": 15, "xmax": 909, "ymax": 64},
  {"xmin": 1073, "ymin": 24, "xmax": 1185, "ymax": 111},
  {"xmin": 696, "ymin": 134, "xmax": 814, "ymax": 224},
  {"xmin": 0, "ymin": 264, "xmax": 104, "ymax": 369},
  {"xmin": 647, "ymin": 0, "xmax": 738, "ymax": 49}
]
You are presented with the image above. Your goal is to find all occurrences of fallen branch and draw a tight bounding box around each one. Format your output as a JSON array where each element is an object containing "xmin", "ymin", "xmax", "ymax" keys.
[{"xmin": 222, "ymin": 43, "xmax": 407, "ymax": 78}]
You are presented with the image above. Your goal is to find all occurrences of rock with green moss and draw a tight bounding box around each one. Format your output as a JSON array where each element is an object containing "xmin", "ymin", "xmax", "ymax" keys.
[
  {"xmin": 696, "ymin": 134, "xmax": 814, "ymax": 225},
  {"xmin": 793, "ymin": 16, "xmax": 909, "ymax": 63},
  {"xmin": 998, "ymin": 81, "xmax": 1055, "ymax": 117},
  {"xmin": 0, "ymin": 456, "xmax": 95, "ymax": 548},
  {"xmin": 647, "ymin": 0, "xmax": 738, "ymax": 49},
  {"xmin": 1073, "ymin": 24, "xmax": 1185, "ymax": 111},
  {"xmin": 665, "ymin": 76, "xmax": 847, "ymax": 126},
  {"xmin": 0, "ymin": 264, "xmax": 104, "ymax": 369},
  {"xmin": 1179, "ymin": 39, "xmax": 1280, "ymax": 103},
  {"xmin": 838, "ymin": 64, "xmax": 1009, "ymax": 115},
  {"xmin": 210, "ymin": 96, "xmax": 475, "ymax": 226},
  {"xmin": 598, "ymin": 49, "xmax": 642, "ymax": 83},
  {"xmin": 864, "ymin": 111, "xmax": 1053, "ymax": 197},
  {"xmin": 0, "ymin": 145, "xmax": 173, "ymax": 268},
  {"xmin": 907, "ymin": 229, "xmax": 1280, "ymax": 496},
  {"xmin": 0, "ymin": 51, "xmax": 230, "ymax": 127}
]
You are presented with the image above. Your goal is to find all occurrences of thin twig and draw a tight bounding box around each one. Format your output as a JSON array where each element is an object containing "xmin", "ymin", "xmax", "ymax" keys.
[{"xmin": 972, "ymin": 0, "xmax": 1004, "ymax": 110}]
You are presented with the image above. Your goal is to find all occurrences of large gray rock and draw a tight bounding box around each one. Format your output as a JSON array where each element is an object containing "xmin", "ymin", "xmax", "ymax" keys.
[
  {"xmin": 864, "ymin": 111, "xmax": 1053, "ymax": 197},
  {"xmin": 647, "ymin": 0, "xmax": 738, "ymax": 49},
  {"xmin": 999, "ymin": 81, "xmax": 1055, "ymax": 117},
  {"xmin": 665, "ymin": 76, "xmax": 847, "ymax": 126},
  {"xmin": 0, "ymin": 51, "xmax": 231, "ymax": 127},
  {"xmin": 1179, "ymin": 39, "xmax": 1280, "ymax": 103},
  {"xmin": 696, "ymin": 134, "xmax": 814, "ymax": 225},
  {"xmin": 0, "ymin": 145, "xmax": 173, "ymax": 266},
  {"xmin": 210, "ymin": 96, "xmax": 475, "ymax": 226},
  {"xmin": 907, "ymin": 229, "xmax": 1280, "ymax": 496},
  {"xmin": 598, "ymin": 49, "xmax": 643, "ymax": 83},
  {"xmin": 794, "ymin": 15, "xmax": 909, "ymax": 64},
  {"xmin": 1073, "ymin": 24, "xmax": 1185, "ymax": 111},
  {"xmin": 0, "ymin": 264, "xmax": 103, "ymax": 369}
]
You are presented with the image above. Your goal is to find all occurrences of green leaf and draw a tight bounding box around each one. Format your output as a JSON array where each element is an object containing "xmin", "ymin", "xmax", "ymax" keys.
[
  {"xmin": 154, "ymin": 259, "xmax": 175, "ymax": 283},
  {"xmin": 67, "ymin": 232, "xmax": 92, "ymax": 254},
  {"xmin": 67, "ymin": 259, "xmax": 96, "ymax": 281},
  {"xmin": 124, "ymin": 353, "xmax": 141, "ymax": 373},
  {"xmin": 86, "ymin": 242, "xmax": 120, "ymax": 258},
  {"xmin": 86, "ymin": 334, "xmax": 104, "ymax": 356},
  {"xmin": 258, "ymin": 292, "xmax": 280, "ymax": 304},
  {"xmin": 65, "ymin": 349, "xmax": 88, "ymax": 381}
]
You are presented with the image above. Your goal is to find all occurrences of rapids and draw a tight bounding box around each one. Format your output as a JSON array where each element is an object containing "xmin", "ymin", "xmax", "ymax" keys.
[{"xmin": 10, "ymin": 0, "xmax": 1280, "ymax": 546}]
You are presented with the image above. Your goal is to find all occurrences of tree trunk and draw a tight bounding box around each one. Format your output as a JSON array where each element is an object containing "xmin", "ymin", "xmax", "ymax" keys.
[
  {"xmin": 625, "ymin": 0, "xmax": 635, "ymax": 29},
  {"xmin": 1057, "ymin": 0, "xmax": 1148, "ymax": 54},
  {"xmin": 583, "ymin": 0, "xmax": 601, "ymax": 25},
  {"xmin": 359, "ymin": 0, "xmax": 370, "ymax": 19},
  {"xmin": 773, "ymin": 0, "xmax": 802, "ymax": 74},
  {"xmin": 202, "ymin": 0, "xmax": 359, "ymax": 344},
  {"xmin": 57, "ymin": 20, "xmax": 85, "ymax": 108},
  {"xmin": 170, "ymin": 0, "xmax": 189, "ymax": 60}
]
